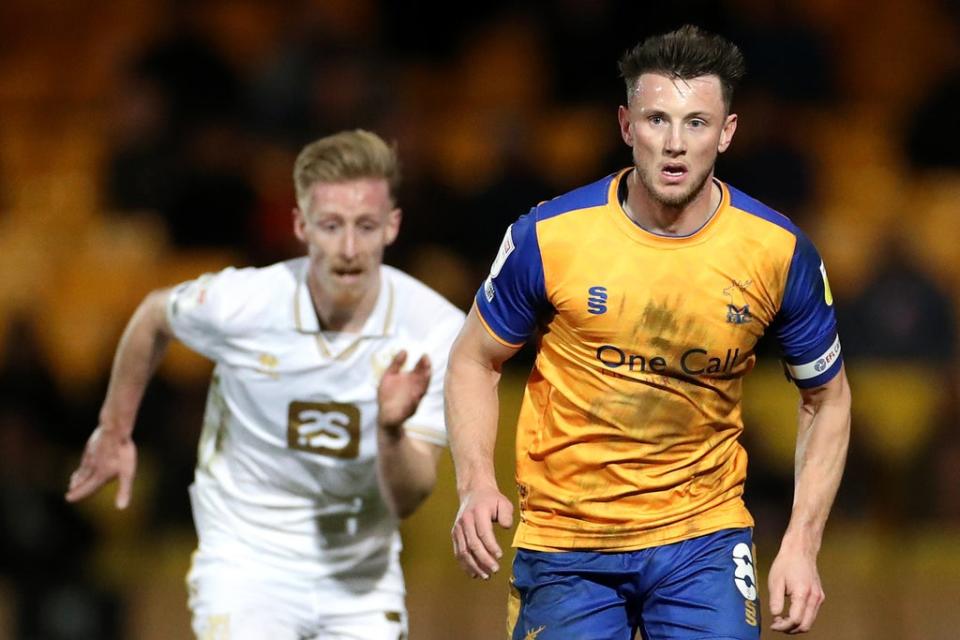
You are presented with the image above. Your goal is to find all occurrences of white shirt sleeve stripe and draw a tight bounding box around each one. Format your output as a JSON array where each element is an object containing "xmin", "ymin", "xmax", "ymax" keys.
[{"xmin": 785, "ymin": 335, "xmax": 842, "ymax": 380}]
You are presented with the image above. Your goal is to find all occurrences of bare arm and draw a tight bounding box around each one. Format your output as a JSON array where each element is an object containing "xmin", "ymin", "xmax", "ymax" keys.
[
  {"xmin": 768, "ymin": 364, "xmax": 852, "ymax": 634},
  {"xmin": 446, "ymin": 305, "xmax": 520, "ymax": 579},
  {"xmin": 65, "ymin": 288, "xmax": 175, "ymax": 508},
  {"xmin": 376, "ymin": 428, "xmax": 443, "ymax": 519},
  {"xmin": 376, "ymin": 351, "xmax": 444, "ymax": 519}
]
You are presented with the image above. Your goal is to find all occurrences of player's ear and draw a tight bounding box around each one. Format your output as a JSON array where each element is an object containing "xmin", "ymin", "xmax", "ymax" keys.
[
  {"xmin": 384, "ymin": 208, "xmax": 401, "ymax": 246},
  {"xmin": 293, "ymin": 207, "xmax": 307, "ymax": 244},
  {"xmin": 618, "ymin": 105, "xmax": 634, "ymax": 146},
  {"xmin": 718, "ymin": 113, "xmax": 738, "ymax": 153}
]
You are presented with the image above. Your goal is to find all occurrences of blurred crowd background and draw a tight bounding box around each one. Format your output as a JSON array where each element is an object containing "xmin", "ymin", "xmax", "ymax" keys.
[{"xmin": 1, "ymin": 0, "xmax": 959, "ymax": 638}]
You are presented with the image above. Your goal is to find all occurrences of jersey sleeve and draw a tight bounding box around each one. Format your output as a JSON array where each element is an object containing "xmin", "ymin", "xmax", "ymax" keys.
[
  {"xmin": 166, "ymin": 267, "xmax": 243, "ymax": 362},
  {"xmin": 772, "ymin": 231, "xmax": 843, "ymax": 388},
  {"xmin": 474, "ymin": 210, "xmax": 548, "ymax": 346},
  {"xmin": 403, "ymin": 307, "xmax": 465, "ymax": 447}
]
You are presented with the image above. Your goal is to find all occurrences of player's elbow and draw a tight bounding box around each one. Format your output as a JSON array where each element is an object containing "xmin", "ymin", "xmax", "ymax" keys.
[
  {"xmin": 380, "ymin": 449, "xmax": 439, "ymax": 519},
  {"xmin": 390, "ymin": 480, "xmax": 434, "ymax": 519},
  {"xmin": 394, "ymin": 491, "xmax": 429, "ymax": 520},
  {"xmin": 800, "ymin": 366, "xmax": 852, "ymax": 416}
]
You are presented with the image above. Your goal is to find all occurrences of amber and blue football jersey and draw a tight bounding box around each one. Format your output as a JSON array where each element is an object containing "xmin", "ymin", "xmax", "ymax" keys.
[{"xmin": 476, "ymin": 169, "xmax": 842, "ymax": 552}]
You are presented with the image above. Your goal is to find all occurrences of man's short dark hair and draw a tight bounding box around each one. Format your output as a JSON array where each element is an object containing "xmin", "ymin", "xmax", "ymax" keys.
[{"xmin": 618, "ymin": 25, "xmax": 746, "ymax": 112}]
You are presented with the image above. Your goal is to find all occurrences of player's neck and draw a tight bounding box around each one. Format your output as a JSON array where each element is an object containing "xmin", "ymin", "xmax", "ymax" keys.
[
  {"xmin": 307, "ymin": 270, "xmax": 382, "ymax": 333},
  {"xmin": 624, "ymin": 170, "xmax": 721, "ymax": 237}
]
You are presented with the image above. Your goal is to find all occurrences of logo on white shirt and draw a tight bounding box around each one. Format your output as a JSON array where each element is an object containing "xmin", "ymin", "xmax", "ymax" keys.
[{"xmin": 287, "ymin": 401, "xmax": 361, "ymax": 459}]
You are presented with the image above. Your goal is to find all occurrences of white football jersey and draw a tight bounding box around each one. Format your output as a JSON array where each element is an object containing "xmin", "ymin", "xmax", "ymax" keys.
[{"xmin": 167, "ymin": 258, "xmax": 464, "ymax": 614}]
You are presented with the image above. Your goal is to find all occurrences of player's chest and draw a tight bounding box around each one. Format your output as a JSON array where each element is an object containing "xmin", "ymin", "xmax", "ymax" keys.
[
  {"xmin": 218, "ymin": 331, "xmax": 416, "ymax": 401},
  {"xmin": 546, "ymin": 246, "xmax": 780, "ymax": 349}
]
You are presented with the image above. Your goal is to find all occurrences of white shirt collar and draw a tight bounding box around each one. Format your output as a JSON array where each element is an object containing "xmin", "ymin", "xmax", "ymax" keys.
[{"xmin": 293, "ymin": 261, "xmax": 395, "ymax": 337}]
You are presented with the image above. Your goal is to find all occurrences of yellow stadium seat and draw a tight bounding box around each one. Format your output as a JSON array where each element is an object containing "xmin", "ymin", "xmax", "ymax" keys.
[
  {"xmin": 846, "ymin": 360, "xmax": 946, "ymax": 467},
  {"xmin": 742, "ymin": 362, "xmax": 801, "ymax": 468}
]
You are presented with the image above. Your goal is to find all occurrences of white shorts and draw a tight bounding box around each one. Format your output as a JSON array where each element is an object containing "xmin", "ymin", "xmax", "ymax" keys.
[{"xmin": 187, "ymin": 553, "xmax": 408, "ymax": 640}]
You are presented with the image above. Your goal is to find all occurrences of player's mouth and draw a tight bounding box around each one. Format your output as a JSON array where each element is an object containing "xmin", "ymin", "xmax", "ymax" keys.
[
  {"xmin": 332, "ymin": 266, "xmax": 364, "ymax": 283},
  {"xmin": 660, "ymin": 163, "xmax": 688, "ymax": 184}
]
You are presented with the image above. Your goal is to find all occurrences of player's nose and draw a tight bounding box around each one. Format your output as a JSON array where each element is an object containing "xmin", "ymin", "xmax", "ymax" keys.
[
  {"xmin": 340, "ymin": 227, "xmax": 359, "ymax": 259},
  {"xmin": 664, "ymin": 124, "xmax": 686, "ymax": 154}
]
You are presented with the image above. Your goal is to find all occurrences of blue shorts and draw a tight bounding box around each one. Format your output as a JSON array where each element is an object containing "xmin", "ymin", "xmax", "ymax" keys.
[{"xmin": 507, "ymin": 528, "xmax": 761, "ymax": 640}]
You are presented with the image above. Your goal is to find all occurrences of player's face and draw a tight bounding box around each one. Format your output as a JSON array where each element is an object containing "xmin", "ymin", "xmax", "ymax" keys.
[
  {"xmin": 618, "ymin": 73, "xmax": 737, "ymax": 209},
  {"xmin": 294, "ymin": 177, "xmax": 400, "ymax": 307}
]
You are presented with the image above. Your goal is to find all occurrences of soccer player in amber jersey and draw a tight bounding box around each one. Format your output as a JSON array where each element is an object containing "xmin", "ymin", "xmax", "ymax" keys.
[
  {"xmin": 66, "ymin": 130, "xmax": 464, "ymax": 639},
  {"xmin": 447, "ymin": 26, "xmax": 851, "ymax": 639}
]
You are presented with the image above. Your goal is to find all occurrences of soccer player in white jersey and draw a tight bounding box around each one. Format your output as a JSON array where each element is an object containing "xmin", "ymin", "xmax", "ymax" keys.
[{"xmin": 66, "ymin": 129, "xmax": 465, "ymax": 639}]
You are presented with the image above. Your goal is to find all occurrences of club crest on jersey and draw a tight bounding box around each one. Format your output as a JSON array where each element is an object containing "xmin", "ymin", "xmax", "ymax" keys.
[
  {"xmin": 523, "ymin": 626, "xmax": 546, "ymax": 640},
  {"xmin": 724, "ymin": 279, "xmax": 753, "ymax": 324}
]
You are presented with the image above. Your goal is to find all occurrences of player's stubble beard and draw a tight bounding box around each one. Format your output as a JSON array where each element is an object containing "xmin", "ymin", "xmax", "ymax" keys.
[
  {"xmin": 634, "ymin": 161, "xmax": 714, "ymax": 211},
  {"xmin": 307, "ymin": 261, "xmax": 377, "ymax": 319}
]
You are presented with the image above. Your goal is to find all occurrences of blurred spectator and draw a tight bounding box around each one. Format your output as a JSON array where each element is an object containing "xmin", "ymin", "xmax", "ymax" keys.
[
  {"xmin": 0, "ymin": 405, "xmax": 120, "ymax": 640},
  {"xmin": 130, "ymin": 8, "xmax": 243, "ymax": 138},
  {"xmin": 248, "ymin": 42, "xmax": 394, "ymax": 145},
  {"xmin": 245, "ymin": 141, "xmax": 301, "ymax": 265},
  {"xmin": 381, "ymin": 2, "xmax": 514, "ymax": 61},
  {"xmin": 448, "ymin": 135, "xmax": 552, "ymax": 271},
  {"xmin": 416, "ymin": 113, "xmax": 552, "ymax": 279},
  {"xmin": 0, "ymin": 316, "xmax": 120, "ymax": 638},
  {"xmin": 923, "ymin": 417, "xmax": 960, "ymax": 523},
  {"xmin": 103, "ymin": 73, "xmax": 178, "ymax": 216},
  {"xmin": 162, "ymin": 120, "xmax": 257, "ymax": 251},
  {"xmin": 837, "ymin": 239, "xmax": 958, "ymax": 524},
  {"xmin": 839, "ymin": 240, "xmax": 956, "ymax": 362},
  {"xmin": 104, "ymin": 3, "xmax": 256, "ymax": 254},
  {"xmin": 905, "ymin": 67, "xmax": 960, "ymax": 170},
  {"xmin": 0, "ymin": 314, "xmax": 79, "ymax": 448},
  {"xmin": 716, "ymin": 89, "xmax": 818, "ymax": 221},
  {"xmin": 246, "ymin": 0, "xmax": 395, "ymax": 146},
  {"xmin": 540, "ymin": 0, "xmax": 731, "ymax": 104},
  {"xmin": 725, "ymin": 0, "xmax": 835, "ymax": 104}
]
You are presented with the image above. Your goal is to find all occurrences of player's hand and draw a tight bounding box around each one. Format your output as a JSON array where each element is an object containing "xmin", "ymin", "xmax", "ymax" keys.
[
  {"xmin": 767, "ymin": 545, "xmax": 824, "ymax": 634},
  {"xmin": 451, "ymin": 485, "xmax": 514, "ymax": 580},
  {"xmin": 377, "ymin": 350, "xmax": 431, "ymax": 433},
  {"xmin": 65, "ymin": 425, "xmax": 138, "ymax": 509}
]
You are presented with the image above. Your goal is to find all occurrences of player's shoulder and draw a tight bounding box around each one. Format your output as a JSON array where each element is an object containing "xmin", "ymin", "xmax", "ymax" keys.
[
  {"xmin": 206, "ymin": 258, "xmax": 300, "ymax": 291},
  {"xmin": 382, "ymin": 264, "xmax": 465, "ymax": 336},
  {"xmin": 180, "ymin": 258, "xmax": 302, "ymax": 328},
  {"xmin": 506, "ymin": 172, "xmax": 619, "ymax": 254},
  {"xmin": 532, "ymin": 172, "xmax": 619, "ymax": 223},
  {"xmin": 723, "ymin": 182, "xmax": 803, "ymax": 237},
  {"xmin": 721, "ymin": 181, "xmax": 821, "ymax": 261}
]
